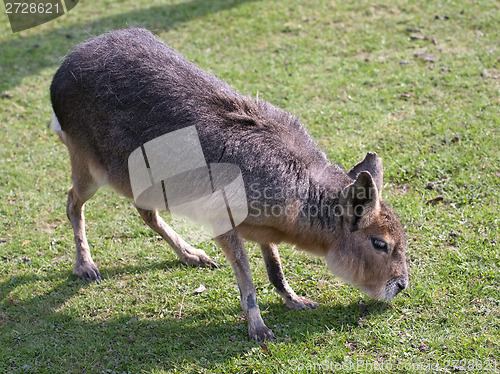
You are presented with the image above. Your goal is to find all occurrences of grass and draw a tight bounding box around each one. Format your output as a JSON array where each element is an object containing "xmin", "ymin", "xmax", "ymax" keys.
[{"xmin": 0, "ymin": 0, "xmax": 499, "ymax": 372}]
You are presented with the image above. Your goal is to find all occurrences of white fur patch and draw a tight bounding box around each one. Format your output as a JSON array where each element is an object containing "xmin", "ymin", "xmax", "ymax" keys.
[
  {"xmin": 51, "ymin": 112, "xmax": 68, "ymax": 143},
  {"xmin": 51, "ymin": 112, "xmax": 62, "ymax": 132},
  {"xmin": 89, "ymin": 161, "xmax": 109, "ymax": 187}
]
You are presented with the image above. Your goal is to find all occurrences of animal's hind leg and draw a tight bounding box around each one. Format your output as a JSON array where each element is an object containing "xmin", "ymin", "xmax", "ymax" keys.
[
  {"xmin": 67, "ymin": 179, "xmax": 101, "ymax": 282},
  {"xmin": 260, "ymin": 243, "xmax": 318, "ymax": 310},
  {"xmin": 136, "ymin": 207, "xmax": 217, "ymax": 268}
]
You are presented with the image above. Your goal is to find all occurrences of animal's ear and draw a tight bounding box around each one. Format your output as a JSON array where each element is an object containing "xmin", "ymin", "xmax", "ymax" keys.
[
  {"xmin": 339, "ymin": 171, "xmax": 380, "ymax": 232},
  {"xmin": 348, "ymin": 152, "xmax": 383, "ymax": 196}
]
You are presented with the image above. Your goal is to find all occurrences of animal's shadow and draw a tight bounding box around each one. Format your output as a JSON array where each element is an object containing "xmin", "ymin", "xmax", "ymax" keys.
[{"xmin": 0, "ymin": 260, "xmax": 388, "ymax": 372}]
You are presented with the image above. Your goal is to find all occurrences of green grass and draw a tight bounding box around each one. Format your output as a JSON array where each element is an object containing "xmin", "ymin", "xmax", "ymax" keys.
[{"xmin": 1, "ymin": 0, "xmax": 499, "ymax": 372}]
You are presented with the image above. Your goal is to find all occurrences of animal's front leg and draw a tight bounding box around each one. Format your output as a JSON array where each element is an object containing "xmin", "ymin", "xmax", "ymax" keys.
[
  {"xmin": 260, "ymin": 243, "xmax": 318, "ymax": 310},
  {"xmin": 216, "ymin": 231, "xmax": 275, "ymax": 341}
]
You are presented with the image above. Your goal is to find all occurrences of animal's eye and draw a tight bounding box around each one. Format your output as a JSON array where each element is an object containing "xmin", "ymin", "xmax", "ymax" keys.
[{"xmin": 371, "ymin": 237, "xmax": 389, "ymax": 253}]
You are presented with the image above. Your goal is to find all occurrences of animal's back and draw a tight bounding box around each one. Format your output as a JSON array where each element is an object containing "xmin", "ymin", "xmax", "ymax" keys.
[
  {"xmin": 51, "ymin": 28, "xmax": 233, "ymax": 159},
  {"xmin": 50, "ymin": 28, "xmax": 337, "ymax": 198}
]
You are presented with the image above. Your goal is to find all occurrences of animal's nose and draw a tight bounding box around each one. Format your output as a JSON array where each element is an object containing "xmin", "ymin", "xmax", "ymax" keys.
[
  {"xmin": 396, "ymin": 278, "xmax": 408, "ymax": 291},
  {"xmin": 385, "ymin": 276, "xmax": 409, "ymax": 300}
]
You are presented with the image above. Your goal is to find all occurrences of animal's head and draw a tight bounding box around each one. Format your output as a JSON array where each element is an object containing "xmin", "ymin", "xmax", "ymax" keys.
[{"xmin": 326, "ymin": 153, "xmax": 409, "ymax": 300}]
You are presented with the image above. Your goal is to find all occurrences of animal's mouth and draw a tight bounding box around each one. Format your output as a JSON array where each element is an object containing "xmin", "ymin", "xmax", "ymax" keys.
[{"xmin": 384, "ymin": 276, "xmax": 409, "ymax": 300}]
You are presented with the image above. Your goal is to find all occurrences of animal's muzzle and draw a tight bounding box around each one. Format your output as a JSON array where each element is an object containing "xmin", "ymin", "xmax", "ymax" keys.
[{"xmin": 385, "ymin": 275, "xmax": 409, "ymax": 300}]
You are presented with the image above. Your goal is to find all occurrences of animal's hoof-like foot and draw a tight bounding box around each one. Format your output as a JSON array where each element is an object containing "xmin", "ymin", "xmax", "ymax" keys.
[
  {"xmin": 249, "ymin": 325, "xmax": 275, "ymax": 342},
  {"xmin": 182, "ymin": 247, "xmax": 218, "ymax": 269},
  {"xmin": 285, "ymin": 296, "xmax": 319, "ymax": 310},
  {"xmin": 74, "ymin": 261, "xmax": 102, "ymax": 283}
]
